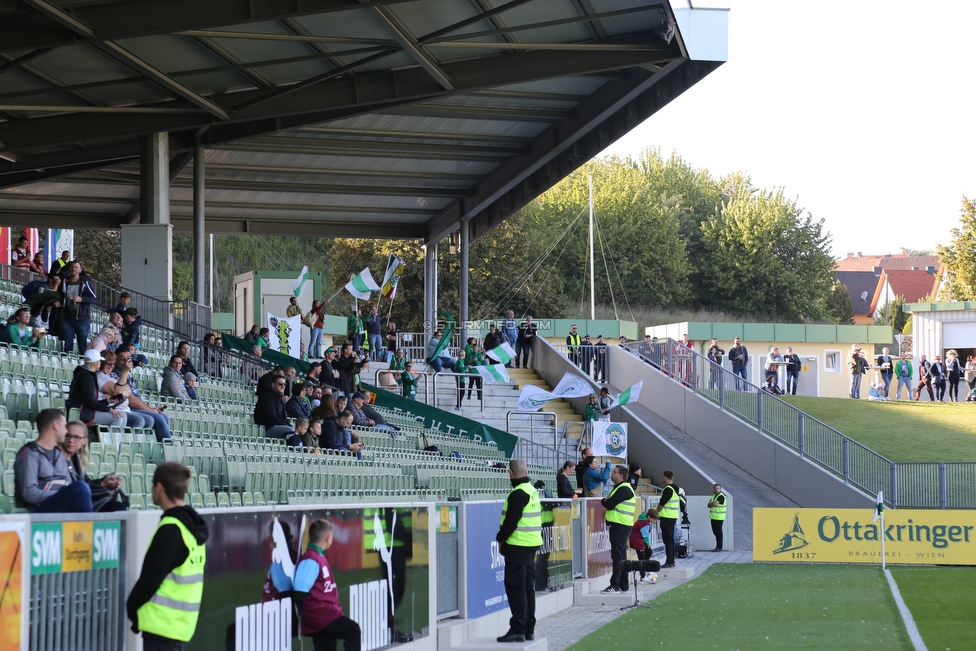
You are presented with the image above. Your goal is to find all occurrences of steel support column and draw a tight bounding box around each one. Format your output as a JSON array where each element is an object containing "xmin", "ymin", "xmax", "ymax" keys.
[
  {"xmin": 140, "ymin": 132, "xmax": 170, "ymax": 224},
  {"xmin": 192, "ymin": 145, "xmax": 206, "ymax": 305},
  {"xmin": 459, "ymin": 218, "xmax": 469, "ymax": 346},
  {"xmin": 424, "ymin": 242, "xmax": 438, "ymax": 337}
]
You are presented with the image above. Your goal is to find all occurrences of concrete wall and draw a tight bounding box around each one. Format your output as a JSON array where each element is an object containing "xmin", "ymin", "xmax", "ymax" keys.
[
  {"xmin": 607, "ymin": 347, "xmax": 874, "ymax": 509},
  {"xmin": 531, "ymin": 339, "xmax": 716, "ymax": 493}
]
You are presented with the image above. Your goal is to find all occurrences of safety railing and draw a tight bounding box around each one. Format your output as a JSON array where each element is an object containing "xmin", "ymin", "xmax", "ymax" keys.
[
  {"xmin": 620, "ymin": 339, "xmax": 976, "ymax": 509},
  {"xmin": 548, "ymin": 343, "xmax": 611, "ymax": 383},
  {"xmin": 432, "ymin": 372, "xmax": 485, "ymax": 413},
  {"xmin": 372, "ymin": 367, "xmax": 431, "ymax": 404}
]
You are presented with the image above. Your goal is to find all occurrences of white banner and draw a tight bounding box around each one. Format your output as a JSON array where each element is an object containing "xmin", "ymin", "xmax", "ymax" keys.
[
  {"xmin": 267, "ymin": 312, "xmax": 302, "ymax": 358},
  {"xmin": 516, "ymin": 371, "xmax": 594, "ymax": 411},
  {"xmin": 591, "ymin": 421, "xmax": 628, "ymax": 459}
]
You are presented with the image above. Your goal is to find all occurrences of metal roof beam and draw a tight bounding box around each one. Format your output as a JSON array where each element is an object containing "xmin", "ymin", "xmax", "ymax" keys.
[
  {"xmin": 369, "ymin": 6, "xmax": 454, "ymax": 91},
  {"xmin": 243, "ymin": 135, "xmax": 523, "ymax": 155},
  {"xmin": 18, "ymin": 0, "xmax": 231, "ymax": 120},
  {"xmin": 298, "ymin": 126, "xmax": 530, "ymax": 145},
  {"xmin": 0, "ymin": 45, "xmax": 673, "ymax": 152},
  {"xmin": 0, "ymin": 0, "xmax": 419, "ymax": 54},
  {"xmin": 419, "ymin": 0, "xmax": 537, "ymax": 44},
  {"xmin": 167, "ymin": 217, "xmax": 425, "ymax": 239},
  {"xmin": 215, "ymin": 141, "xmax": 512, "ymax": 161}
]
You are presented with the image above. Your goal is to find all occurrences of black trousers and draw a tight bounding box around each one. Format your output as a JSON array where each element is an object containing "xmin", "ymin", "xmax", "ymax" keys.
[
  {"xmin": 467, "ymin": 376, "xmax": 482, "ymax": 399},
  {"xmin": 711, "ymin": 519, "xmax": 724, "ymax": 551},
  {"xmin": 660, "ymin": 518, "xmax": 677, "ymax": 565},
  {"xmin": 503, "ymin": 544, "xmax": 537, "ymax": 635},
  {"xmin": 142, "ymin": 633, "xmax": 184, "ymax": 651},
  {"xmin": 312, "ymin": 615, "xmax": 362, "ymax": 651},
  {"xmin": 608, "ymin": 523, "xmax": 630, "ymax": 591},
  {"xmin": 635, "ymin": 548, "xmax": 652, "ymax": 578}
]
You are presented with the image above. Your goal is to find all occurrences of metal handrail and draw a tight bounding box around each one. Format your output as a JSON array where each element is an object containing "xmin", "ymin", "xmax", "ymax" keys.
[
  {"xmin": 371, "ymin": 367, "xmax": 430, "ymax": 404},
  {"xmin": 432, "ymin": 372, "xmax": 486, "ymax": 413},
  {"xmin": 507, "ymin": 410, "xmax": 558, "ymax": 447}
]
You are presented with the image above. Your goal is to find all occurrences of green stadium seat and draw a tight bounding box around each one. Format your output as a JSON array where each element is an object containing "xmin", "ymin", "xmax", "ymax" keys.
[
  {"xmin": 216, "ymin": 492, "xmax": 230, "ymax": 508},
  {"xmin": 204, "ymin": 493, "xmax": 217, "ymax": 509}
]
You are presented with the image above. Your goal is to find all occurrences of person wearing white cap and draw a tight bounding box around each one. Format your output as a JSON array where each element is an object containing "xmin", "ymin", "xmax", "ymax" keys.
[{"xmin": 67, "ymin": 350, "xmax": 125, "ymax": 427}]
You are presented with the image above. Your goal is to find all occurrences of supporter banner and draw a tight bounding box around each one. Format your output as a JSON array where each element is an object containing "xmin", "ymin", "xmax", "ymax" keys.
[
  {"xmin": 29, "ymin": 520, "xmax": 121, "ymax": 574},
  {"xmin": 363, "ymin": 383, "xmax": 518, "ymax": 456},
  {"xmin": 0, "ymin": 521, "xmax": 27, "ymax": 651},
  {"xmin": 538, "ymin": 502, "xmax": 574, "ymax": 591},
  {"xmin": 585, "ymin": 500, "xmax": 612, "ymax": 578},
  {"xmin": 0, "ymin": 228, "xmax": 10, "ymax": 265},
  {"xmin": 193, "ymin": 506, "xmax": 430, "ymax": 651},
  {"xmin": 591, "ymin": 422, "xmax": 628, "ymax": 459},
  {"xmin": 267, "ymin": 312, "xmax": 301, "ymax": 358},
  {"xmin": 517, "ymin": 371, "xmax": 593, "ymax": 411},
  {"xmin": 463, "ymin": 502, "xmax": 507, "ymax": 619},
  {"xmin": 754, "ymin": 508, "xmax": 976, "ymax": 565}
]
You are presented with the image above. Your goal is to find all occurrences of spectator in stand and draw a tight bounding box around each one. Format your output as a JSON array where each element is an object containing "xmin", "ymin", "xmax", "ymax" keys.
[
  {"xmin": 121, "ymin": 307, "xmax": 142, "ymax": 347},
  {"xmin": 50, "ymin": 250, "xmax": 71, "ymax": 276},
  {"xmin": 254, "ymin": 375, "xmax": 301, "ymax": 446},
  {"xmin": 286, "ymin": 296, "xmax": 302, "ymax": 320},
  {"xmin": 14, "ymin": 408, "xmax": 94, "ymax": 513},
  {"xmin": 310, "ymin": 394, "xmax": 336, "ymax": 422},
  {"xmin": 244, "ymin": 324, "xmax": 260, "ymax": 343},
  {"xmin": 305, "ymin": 362, "xmax": 323, "ymax": 387},
  {"xmin": 96, "ymin": 351, "xmax": 152, "ymax": 430},
  {"xmin": 60, "ymin": 261, "xmax": 97, "ymax": 353},
  {"xmin": 3, "ymin": 307, "xmax": 42, "ymax": 347},
  {"xmin": 176, "ymin": 341, "xmax": 198, "ymax": 378},
  {"xmin": 68, "ymin": 350, "xmax": 125, "ymax": 427},
  {"xmin": 321, "ymin": 348, "xmax": 340, "ymax": 392},
  {"xmin": 580, "ymin": 334, "xmax": 594, "ymax": 376},
  {"xmin": 894, "ymin": 355, "xmax": 914, "ymax": 401},
  {"xmin": 628, "ymin": 462, "xmax": 643, "ymax": 492},
  {"xmin": 454, "ymin": 352, "xmax": 468, "ymax": 409},
  {"xmin": 727, "ymin": 337, "xmax": 749, "ymax": 389},
  {"xmin": 257, "ymin": 366, "xmax": 286, "ymax": 395},
  {"xmin": 848, "ymin": 345, "xmax": 868, "ymax": 399},
  {"xmin": 584, "ymin": 394, "xmax": 602, "ymax": 427},
  {"xmin": 335, "ymin": 395, "xmax": 348, "ymax": 414},
  {"xmin": 112, "ymin": 345, "xmax": 172, "ymax": 441},
  {"xmin": 201, "ymin": 332, "xmax": 222, "ymax": 378},
  {"xmin": 707, "ymin": 338, "xmax": 725, "ymax": 390},
  {"xmin": 161, "ymin": 355, "xmax": 192, "ymax": 402},
  {"xmin": 575, "ymin": 447, "xmax": 593, "ymax": 490},
  {"xmin": 286, "ymin": 383, "xmax": 312, "ymax": 421},
  {"xmin": 302, "ymin": 419, "xmax": 322, "ymax": 448},
  {"xmin": 60, "ymin": 420, "xmax": 126, "ymax": 511},
  {"xmin": 308, "ymin": 300, "xmax": 326, "ymax": 358},
  {"xmin": 184, "ymin": 373, "xmax": 198, "ymax": 401},
  {"xmin": 87, "ymin": 325, "xmax": 119, "ymax": 353},
  {"xmin": 107, "ymin": 310, "xmax": 124, "ymax": 332},
  {"xmin": 876, "ymin": 347, "xmax": 895, "ymax": 398},
  {"xmin": 566, "ymin": 324, "xmax": 582, "ymax": 368},
  {"xmin": 784, "ymin": 346, "xmax": 801, "ymax": 395},
  {"xmin": 383, "ymin": 320, "xmax": 399, "ymax": 363},
  {"xmin": 465, "ymin": 339, "xmax": 484, "ymax": 401},
  {"xmin": 516, "ymin": 315, "xmax": 537, "ymax": 369},
  {"xmin": 557, "ymin": 461, "xmax": 582, "ymax": 498},
  {"xmin": 593, "ymin": 335, "xmax": 609, "ymax": 383},
  {"xmin": 333, "ymin": 343, "xmax": 366, "ymax": 395},
  {"xmin": 347, "ymin": 308, "xmax": 364, "ymax": 353},
  {"xmin": 399, "ymin": 361, "xmax": 419, "ymax": 399},
  {"xmin": 389, "ymin": 348, "xmax": 407, "ymax": 372},
  {"xmin": 582, "ymin": 456, "xmax": 612, "ymax": 497},
  {"xmin": 598, "ymin": 387, "xmax": 612, "ymax": 420},
  {"xmin": 322, "ymin": 410, "xmax": 364, "ymax": 458},
  {"xmin": 425, "ymin": 329, "xmax": 457, "ymax": 373},
  {"xmin": 502, "ymin": 310, "xmax": 518, "ymax": 368},
  {"xmin": 256, "ymin": 328, "xmax": 271, "ymax": 350},
  {"xmin": 24, "ymin": 272, "xmax": 63, "ymax": 332},
  {"xmin": 29, "ymin": 251, "xmax": 46, "ymax": 275},
  {"xmin": 365, "ymin": 304, "xmax": 384, "ymax": 361},
  {"xmin": 11, "ymin": 236, "xmax": 31, "ymax": 270},
  {"xmin": 483, "ymin": 324, "xmax": 503, "ymax": 365}
]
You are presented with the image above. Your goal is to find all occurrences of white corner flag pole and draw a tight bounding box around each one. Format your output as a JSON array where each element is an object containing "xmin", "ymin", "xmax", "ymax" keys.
[
  {"xmin": 874, "ymin": 489, "xmax": 885, "ymax": 570},
  {"xmin": 880, "ymin": 509, "xmax": 886, "ymax": 570}
]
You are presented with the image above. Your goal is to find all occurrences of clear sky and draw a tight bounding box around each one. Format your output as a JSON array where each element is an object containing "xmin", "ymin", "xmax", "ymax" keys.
[{"xmin": 603, "ymin": 0, "xmax": 976, "ymax": 260}]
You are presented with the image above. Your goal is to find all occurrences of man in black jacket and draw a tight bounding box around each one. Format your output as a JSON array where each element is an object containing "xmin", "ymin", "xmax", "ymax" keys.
[
  {"xmin": 127, "ymin": 462, "xmax": 209, "ymax": 650},
  {"xmin": 254, "ymin": 375, "xmax": 300, "ymax": 446},
  {"xmin": 784, "ymin": 346, "xmax": 802, "ymax": 395},
  {"xmin": 495, "ymin": 460, "xmax": 541, "ymax": 643},
  {"xmin": 727, "ymin": 337, "xmax": 748, "ymax": 390},
  {"xmin": 333, "ymin": 344, "xmax": 366, "ymax": 395},
  {"xmin": 483, "ymin": 324, "xmax": 504, "ymax": 365}
]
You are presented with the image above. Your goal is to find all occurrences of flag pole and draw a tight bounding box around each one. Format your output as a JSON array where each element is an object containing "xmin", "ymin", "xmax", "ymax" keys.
[{"xmin": 880, "ymin": 509, "xmax": 886, "ymax": 570}]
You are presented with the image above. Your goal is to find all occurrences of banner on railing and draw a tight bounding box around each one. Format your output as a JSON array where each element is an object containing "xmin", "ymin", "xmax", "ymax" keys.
[
  {"xmin": 29, "ymin": 520, "xmax": 121, "ymax": 574},
  {"xmin": 464, "ymin": 501, "xmax": 507, "ymax": 618},
  {"xmin": 753, "ymin": 508, "xmax": 976, "ymax": 565},
  {"xmin": 0, "ymin": 521, "xmax": 27, "ymax": 651},
  {"xmin": 363, "ymin": 383, "xmax": 518, "ymax": 455},
  {"xmin": 585, "ymin": 500, "xmax": 612, "ymax": 578},
  {"xmin": 267, "ymin": 312, "xmax": 301, "ymax": 358},
  {"xmin": 591, "ymin": 422, "xmax": 627, "ymax": 459}
]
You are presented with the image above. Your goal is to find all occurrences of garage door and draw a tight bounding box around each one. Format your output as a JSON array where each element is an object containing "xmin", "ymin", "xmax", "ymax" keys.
[{"xmin": 943, "ymin": 322, "xmax": 976, "ymax": 347}]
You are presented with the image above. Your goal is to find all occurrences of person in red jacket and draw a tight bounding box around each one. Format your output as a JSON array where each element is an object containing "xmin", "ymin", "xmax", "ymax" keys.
[
  {"xmin": 293, "ymin": 519, "xmax": 361, "ymax": 651},
  {"xmin": 629, "ymin": 508, "xmax": 660, "ymax": 582}
]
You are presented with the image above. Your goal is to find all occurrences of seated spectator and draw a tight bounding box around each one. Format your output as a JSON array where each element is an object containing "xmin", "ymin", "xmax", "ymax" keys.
[
  {"xmin": 286, "ymin": 383, "xmax": 312, "ymax": 421},
  {"xmin": 254, "ymin": 375, "xmax": 301, "ymax": 447},
  {"xmin": 29, "ymin": 251, "xmax": 46, "ymax": 275},
  {"xmin": 389, "ymin": 348, "xmax": 407, "ymax": 371},
  {"xmin": 295, "ymin": 417, "xmax": 310, "ymax": 445},
  {"xmin": 310, "ymin": 393, "xmax": 336, "ymax": 422},
  {"xmin": 304, "ymin": 362, "xmax": 323, "ymax": 387},
  {"xmin": 96, "ymin": 352, "xmax": 151, "ymax": 430},
  {"xmin": 257, "ymin": 366, "xmax": 286, "ymax": 395},
  {"xmin": 868, "ymin": 381, "xmax": 890, "ymax": 401},
  {"xmin": 399, "ymin": 362, "xmax": 420, "ymax": 399},
  {"xmin": 87, "ymin": 325, "xmax": 119, "ymax": 353},
  {"xmin": 108, "ymin": 292, "xmax": 131, "ymax": 315},
  {"xmin": 60, "ymin": 420, "xmax": 127, "ymax": 512},
  {"xmin": 762, "ymin": 374, "xmax": 784, "ymax": 395},
  {"xmin": 3, "ymin": 307, "xmax": 42, "ymax": 347},
  {"xmin": 121, "ymin": 307, "xmax": 142, "ymax": 348},
  {"xmin": 161, "ymin": 355, "xmax": 192, "ymax": 401},
  {"xmin": 111, "ymin": 345, "xmax": 172, "ymax": 441},
  {"xmin": 68, "ymin": 350, "xmax": 125, "ymax": 427},
  {"xmin": 24, "ymin": 273, "xmax": 63, "ymax": 332},
  {"xmin": 322, "ymin": 411, "xmax": 363, "ymax": 458},
  {"xmin": 425, "ymin": 330, "xmax": 457, "ymax": 373},
  {"xmin": 582, "ymin": 456, "xmax": 612, "ymax": 497},
  {"xmin": 256, "ymin": 328, "xmax": 271, "ymax": 350},
  {"xmin": 184, "ymin": 373, "xmax": 198, "ymax": 401},
  {"xmin": 14, "ymin": 408, "xmax": 94, "ymax": 513},
  {"xmin": 176, "ymin": 341, "xmax": 198, "ymax": 377},
  {"xmin": 107, "ymin": 310, "xmax": 124, "ymax": 331},
  {"xmin": 244, "ymin": 324, "xmax": 260, "ymax": 343},
  {"xmin": 335, "ymin": 395, "xmax": 348, "ymax": 414},
  {"xmin": 301, "ymin": 419, "xmax": 323, "ymax": 449},
  {"xmin": 333, "ymin": 343, "xmax": 366, "ymax": 395},
  {"xmin": 321, "ymin": 348, "xmax": 341, "ymax": 392},
  {"xmin": 348, "ymin": 391, "xmax": 391, "ymax": 432},
  {"xmin": 309, "ymin": 385, "xmax": 324, "ymax": 408}
]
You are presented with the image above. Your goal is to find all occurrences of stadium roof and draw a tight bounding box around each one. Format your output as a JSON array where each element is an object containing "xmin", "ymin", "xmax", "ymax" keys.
[{"xmin": 0, "ymin": 0, "xmax": 727, "ymax": 243}]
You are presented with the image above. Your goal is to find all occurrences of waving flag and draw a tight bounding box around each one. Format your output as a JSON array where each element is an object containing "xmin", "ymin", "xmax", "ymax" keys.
[
  {"xmin": 517, "ymin": 385, "xmax": 557, "ymax": 411},
  {"xmin": 486, "ymin": 341, "xmax": 516, "ymax": 365},
  {"xmin": 292, "ymin": 266, "xmax": 309, "ymax": 297},
  {"xmin": 381, "ymin": 255, "xmax": 405, "ymax": 299},
  {"xmin": 613, "ymin": 381, "xmax": 643, "ymax": 408},
  {"xmin": 345, "ymin": 268, "xmax": 380, "ymax": 300},
  {"xmin": 873, "ymin": 490, "xmax": 884, "ymax": 522},
  {"xmin": 551, "ymin": 373, "xmax": 591, "ymax": 398},
  {"xmin": 475, "ymin": 365, "xmax": 510, "ymax": 384}
]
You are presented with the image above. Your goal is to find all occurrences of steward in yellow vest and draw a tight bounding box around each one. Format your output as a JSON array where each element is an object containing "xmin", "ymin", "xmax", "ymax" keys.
[
  {"xmin": 495, "ymin": 460, "xmax": 542, "ymax": 643},
  {"xmin": 708, "ymin": 482, "xmax": 727, "ymax": 552},
  {"xmin": 601, "ymin": 465, "xmax": 636, "ymax": 593},
  {"xmin": 128, "ymin": 462, "xmax": 209, "ymax": 648},
  {"xmin": 657, "ymin": 469, "xmax": 679, "ymax": 568}
]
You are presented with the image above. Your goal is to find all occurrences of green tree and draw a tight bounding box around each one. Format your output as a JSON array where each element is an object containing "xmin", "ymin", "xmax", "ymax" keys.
[
  {"xmin": 937, "ymin": 196, "xmax": 976, "ymax": 300},
  {"xmin": 825, "ymin": 281, "xmax": 855, "ymax": 324},
  {"xmin": 873, "ymin": 295, "xmax": 907, "ymax": 333},
  {"xmin": 696, "ymin": 185, "xmax": 836, "ymax": 321},
  {"xmin": 74, "ymin": 230, "xmax": 122, "ymax": 287}
]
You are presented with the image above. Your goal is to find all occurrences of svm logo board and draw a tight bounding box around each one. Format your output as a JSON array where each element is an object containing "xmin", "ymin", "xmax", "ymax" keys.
[
  {"xmin": 754, "ymin": 508, "xmax": 976, "ymax": 565},
  {"xmin": 31, "ymin": 521, "xmax": 120, "ymax": 574}
]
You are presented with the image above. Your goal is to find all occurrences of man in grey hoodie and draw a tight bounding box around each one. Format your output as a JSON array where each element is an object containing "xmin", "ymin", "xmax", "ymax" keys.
[{"xmin": 14, "ymin": 408, "xmax": 94, "ymax": 512}]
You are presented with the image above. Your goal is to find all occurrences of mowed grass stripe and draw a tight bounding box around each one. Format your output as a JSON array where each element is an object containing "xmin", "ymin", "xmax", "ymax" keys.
[
  {"xmin": 888, "ymin": 566, "xmax": 976, "ymax": 651},
  {"xmin": 566, "ymin": 564, "xmax": 911, "ymax": 651}
]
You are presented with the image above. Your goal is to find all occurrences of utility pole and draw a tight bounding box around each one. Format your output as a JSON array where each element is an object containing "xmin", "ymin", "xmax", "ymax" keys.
[{"xmin": 588, "ymin": 171, "xmax": 595, "ymax": 320}]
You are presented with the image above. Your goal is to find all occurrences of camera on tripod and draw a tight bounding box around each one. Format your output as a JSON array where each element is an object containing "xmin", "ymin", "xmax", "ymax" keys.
[{"xmin": 621, "ymin": 559, "xmax": 661, "ymax": 573}]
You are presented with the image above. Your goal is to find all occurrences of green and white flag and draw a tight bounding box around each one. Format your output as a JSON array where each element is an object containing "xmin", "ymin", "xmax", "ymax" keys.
[
  {"xmin": 552, "ymin": 372, "xmax": 591, "ymax": 398},
  {"xmin": 381, "ymin": 255, "xmax": 405, "ymax": 299},
  {"xmin": 475, "ymin": 364, "xmax": 510, "ymax": 384},
  {"xmin": 345, "ymin": 268, "xmax": 380, "ymax": 300},
  {"xmin": 614, "ymin": 381, "xmax": 643, "ymax": 408},
  {"xmin": 486, "ymin": 341, "xmax": 516, "ymax": 365},
  {"xmin": 873, "ymin": 490, "xmax": 884, "ymax": 522},
  {"xmin": 292, "ymin": 265, "xmax": 309, "ymax": 297},
  {"xmin": 517, "ymin": 384, "xmax": 556, "ymax": 411}
]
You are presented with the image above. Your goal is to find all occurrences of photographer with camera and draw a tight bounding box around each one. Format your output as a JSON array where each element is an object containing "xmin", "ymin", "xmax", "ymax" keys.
[
  {"xmin": 600, "ymin": 465, "xmax": 636, "ymax": 594},
  {"xmin": 847, "ymin": 345, "xmax": 868, "ymax": 399}
]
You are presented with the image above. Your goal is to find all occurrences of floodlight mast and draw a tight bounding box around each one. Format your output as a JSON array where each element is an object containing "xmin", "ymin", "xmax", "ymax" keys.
[{"xmin": 589, "ymin": 171, "xmax": 595, "ymax": 320}]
